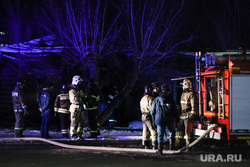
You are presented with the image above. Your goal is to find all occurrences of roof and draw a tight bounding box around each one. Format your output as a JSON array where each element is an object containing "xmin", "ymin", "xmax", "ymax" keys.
[{"xmin": 0, "ymin": 35, "xmax": 63, "ymax": 60}]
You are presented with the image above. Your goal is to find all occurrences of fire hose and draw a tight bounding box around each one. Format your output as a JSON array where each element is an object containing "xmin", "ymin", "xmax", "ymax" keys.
[
  {"xmin": 177, "ymin": 124, "xmax": 216, "ymax": 153},
  {"xmin": 0, "ymin": 125, "xmax": 215, "ymax": 155}
]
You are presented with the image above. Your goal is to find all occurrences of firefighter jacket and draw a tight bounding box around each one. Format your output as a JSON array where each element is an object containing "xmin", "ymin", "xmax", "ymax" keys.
[
  {"xmin": 38, "ymin": 88, "xmax": 54, "ymax": 113},
  {"xmin": 69, "ymin": 86, "xmax": 85, "ymax": 112},
  {"xmin": 12, "ymin": 84, "xmax": 27, "ymax": 112},
  {"xmin": 84, "ymin": 87, "xmax": 99, "ymax": 111},
  {"xmin": 180, "ymin": 88, "xmax": 197, "ymax": 119},
  {"xmin": 140, "ymin": 94, "xmax": 154, "ymax": 121},
  {"xmin": 84, "ymin": 94, "xmax": 100, "ymax": 111},
  {"xmin": 54, "ymin": 93, "xmax": 70, "ymax": 114},
  {"xmin": 151, "ymin": 92, "xmax": 178, "ymax": 126}
]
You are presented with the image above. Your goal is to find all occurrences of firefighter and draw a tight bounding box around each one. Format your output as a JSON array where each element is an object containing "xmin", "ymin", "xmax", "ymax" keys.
[
  {"xmin": 140, "ymin": 84, "xmax": 157, "ymax": 149},
  {"xmin": 69, "ymin": 75, "xmax": 85, "ymax": 140},
  {"xmin": 84, "ymin": 79, "xmax": 100, "ymax": 138},
  {"xmin": 12, "ymin": 78, "xmax": 28, "ymax": 137},
  {"xmin": 38, "ymin": 83, "xmax": 55, "ymax": 139},
  {"xmin": 151, "ymin": 84, "xmax": 178, "ymax": 155},
  {"xmin": 54, "ymin": 84, "xmax": 71, "ymax": 138},
  {"xmin": 176, "ymin": 79, "xmax": 197, "ymax": 149}
]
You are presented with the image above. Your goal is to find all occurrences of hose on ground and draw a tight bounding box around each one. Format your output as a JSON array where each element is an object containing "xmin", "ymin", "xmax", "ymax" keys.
[
  {"xmin": 0, "ymin": 125, "xmax": 215, "ymax": 155},
  {"xmin": 178, "ymin": 124, "xmax": 215, "ymax": 153}
]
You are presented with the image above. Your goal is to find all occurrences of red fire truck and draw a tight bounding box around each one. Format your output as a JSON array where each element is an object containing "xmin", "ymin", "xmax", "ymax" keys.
[{"xmin": 194, "ymin": 50, "xmax": 250, "ymax": 140}]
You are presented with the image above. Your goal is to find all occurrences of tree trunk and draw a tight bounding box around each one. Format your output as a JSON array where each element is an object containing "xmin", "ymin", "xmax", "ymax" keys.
[
  {"xmin": 87, "ymin": 59, "xmax": 96, "ymax": 80},
  {"xmin": 97, "ymin": 66, "xmax": 138, "ymax": 125}
]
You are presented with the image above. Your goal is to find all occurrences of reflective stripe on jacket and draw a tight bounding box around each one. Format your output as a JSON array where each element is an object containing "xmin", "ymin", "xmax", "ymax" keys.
[
  {"xmin": 180, "ymin": 89, "xmax": 196, "ymax": 114},
  {"xmin": 54, "ymin": 93, "xmax": 70, "ymax": 114}
]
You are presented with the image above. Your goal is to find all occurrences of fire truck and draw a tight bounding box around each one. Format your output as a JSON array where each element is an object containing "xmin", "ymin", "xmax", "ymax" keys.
[{"xmin": 194, "ymin": 50, "xmax": 250, "ymax": 140}]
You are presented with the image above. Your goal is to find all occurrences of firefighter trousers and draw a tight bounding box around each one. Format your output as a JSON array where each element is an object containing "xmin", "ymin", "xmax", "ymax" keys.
[
  {"xmin": 70, "ymin": 108, "xmax": 85, "ymax": 137},
  {"xmin": 142, "ymin": 120, "xmax": 157, "ymax": 144},
  {"xmin": 175, "ymin": 119, "xmax": 194, "ymax": 148},
  {"xmin": 14, "ymin": 109, "xmax": 24, "ymax": 137},
  {"xmin": 59, "ymin": 113, "xmax": 70, "ymax": 137},
  {"xmin": 87, "ymin": 109, "xmax": 99, "ymax": 137},
  {"xmin": 41, "ymin": 110, "xmax": 51, "ymax": 138}
]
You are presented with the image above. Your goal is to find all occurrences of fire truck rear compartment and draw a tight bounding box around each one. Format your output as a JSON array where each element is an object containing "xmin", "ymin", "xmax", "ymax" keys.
[{"xmin": 230, "ymin": 75, "xmax": 250, "ymax": 134}]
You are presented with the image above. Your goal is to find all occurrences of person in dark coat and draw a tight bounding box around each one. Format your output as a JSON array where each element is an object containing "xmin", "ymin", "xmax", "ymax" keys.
[
  {"xmin": 151, "ymin": 84, "xmax": 178, "ymax": 155},
  {"xmin": 38, "ymin": 83, "xmax": 55, "ymax": 139}
]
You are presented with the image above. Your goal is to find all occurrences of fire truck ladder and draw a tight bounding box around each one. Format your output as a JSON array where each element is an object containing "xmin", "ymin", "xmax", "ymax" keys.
[
  {"xmin": 195, "ymin": 52, "xmax": 202, "ymax": 116},
  {"xmin": 218, "ymin": 77, "xmax": 225, "ymax": 119}
]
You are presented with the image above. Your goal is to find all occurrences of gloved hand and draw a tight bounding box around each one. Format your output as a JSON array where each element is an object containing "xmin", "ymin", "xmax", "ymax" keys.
[{"xmin": 188, "ymin": 111, "xmax": 195, "ymax": 119}]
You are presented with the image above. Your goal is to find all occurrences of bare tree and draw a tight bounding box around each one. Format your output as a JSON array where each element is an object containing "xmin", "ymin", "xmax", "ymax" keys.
[
  {"xmin": 2, "ymin": 0, "xmax": 28, "ymax": 78},
  {"xmin": 1, "ymin": 0, "xmax": 48, "ymax": 78},
  {"xmin": 98, "ymin": 0, "xmax": 193, "ymax": 124},
  {"xmin": 43, "ymin": 0, "xmax": 123, "ymax": 82}
]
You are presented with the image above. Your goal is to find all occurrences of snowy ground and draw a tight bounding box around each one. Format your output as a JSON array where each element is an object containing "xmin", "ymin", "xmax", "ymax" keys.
[
  {"xmin": 0, "ymin": 121, "xmax": 143, "ymax": 140},
  {"xmin": 1, "ymin": 121, "xmax": 250, "ymax": 166}
]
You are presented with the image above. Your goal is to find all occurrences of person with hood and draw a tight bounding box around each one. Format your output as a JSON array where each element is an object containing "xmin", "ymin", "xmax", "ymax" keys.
[{"xmin": 151, "ymin": 84, "xmax": 178, "ymax": 155}]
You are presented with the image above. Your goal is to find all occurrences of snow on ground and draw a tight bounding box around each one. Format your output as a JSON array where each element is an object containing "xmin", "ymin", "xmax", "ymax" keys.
[
  {"xmin": 128, "ymin": 121, "xmax": 143, "ymax": 129},
  {"xmin": 0, "ymin": 121, "xmax": 143, "ymax": 139}
]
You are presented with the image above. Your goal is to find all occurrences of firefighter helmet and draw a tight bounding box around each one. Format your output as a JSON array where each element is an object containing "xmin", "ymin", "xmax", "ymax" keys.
[
  {"xmin": 17, "ymin": 78, "xmax": 26, "ymax": 86},
  {"xmin": 151, "ymin": 82, "xmax": 159, "ymax": 89},
  {"xmin": 181, "ymin": 79, "xmax": 192, "ymax": 89},
  {"xmin": 61, "ymin": 84, "xmax": 68, "ymax": 94},
  {"xmin": 144, "ymin": 84, "xmax": 153, "ymax": 95},
  {"xmin": 72, "ymin": 75, "xmax": 83, "ymax": 85}
]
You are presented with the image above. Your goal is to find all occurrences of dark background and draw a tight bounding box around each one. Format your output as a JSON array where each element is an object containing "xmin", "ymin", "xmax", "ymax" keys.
[{"xmin": 1, "ymin": 0, "xmax": 250, "ymax": 127}]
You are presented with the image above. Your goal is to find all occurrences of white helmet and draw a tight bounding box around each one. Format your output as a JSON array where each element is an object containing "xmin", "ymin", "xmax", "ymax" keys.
[
  {"xmin": 72, "ymin": 75, "xmax": 83, "ymax": 85},
  {"xmin": 181, "ymin": 79, "xmax": 192, "ymax": 89}
]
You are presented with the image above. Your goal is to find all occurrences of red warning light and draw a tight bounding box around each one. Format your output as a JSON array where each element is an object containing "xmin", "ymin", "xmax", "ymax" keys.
[
  {"xmin": 229, "ymin": 61, "xmax": 234, "ymax": 67},
  {"xmin": 198, "ymin": 123, "xmax": 202, "ymax": 129},
  {"xmin": 218, "ymin": 127, "xmax": 222, "ymax": 133}
]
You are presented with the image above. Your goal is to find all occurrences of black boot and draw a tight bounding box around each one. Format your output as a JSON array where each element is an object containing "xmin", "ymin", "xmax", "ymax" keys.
[
  {"xmin": 77, "ymin": 133, "xmax": 84, "ymax": 140},
  {"xmin": 152, "ymin": 140, "xmax": 157, "ymax": 150},
  {"xmin": 62, "ymin": 133, "xmax": 69, "ymax": 139},
  {"xmin": 156, "ymin": 143, "xmax": 163, "ymax": 155},
  {"xmin": 169, "ymin": 138, "xmax": 176, "ymax": 150},
  {"xmin": 143, "ymin": 140, "xmax": 150, "ymax": 149}
]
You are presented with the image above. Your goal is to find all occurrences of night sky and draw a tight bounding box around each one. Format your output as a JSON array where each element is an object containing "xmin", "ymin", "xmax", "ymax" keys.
[{"xmin": 1, "ymin": 0, "xmax": 250, "ymax": 51}]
